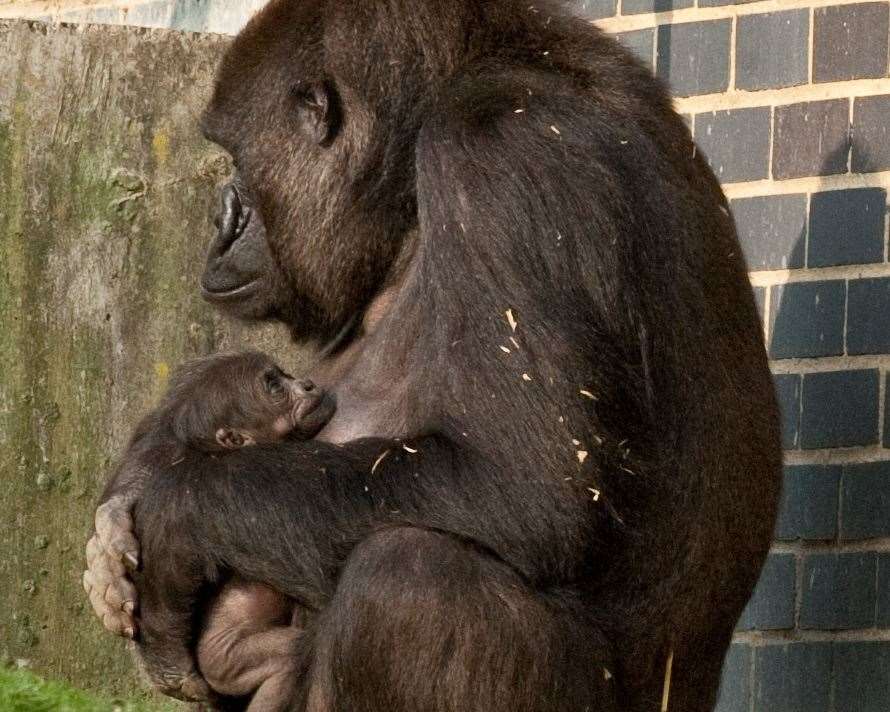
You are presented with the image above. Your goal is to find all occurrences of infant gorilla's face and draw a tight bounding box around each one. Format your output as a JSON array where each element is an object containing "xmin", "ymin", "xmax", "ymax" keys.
[{"xmin": 215, "ymin": 361, "xmax": 335, "ymax": 450}]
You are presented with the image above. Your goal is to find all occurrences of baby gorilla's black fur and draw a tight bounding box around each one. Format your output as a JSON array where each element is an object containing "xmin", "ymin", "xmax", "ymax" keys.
[
  {"xmin": 109, "ymin": 352, "xmax": 332, "ymax": 705},
  {"xmin": 158, "ymin": 351, "xmax": 333, "ymax": 451}
]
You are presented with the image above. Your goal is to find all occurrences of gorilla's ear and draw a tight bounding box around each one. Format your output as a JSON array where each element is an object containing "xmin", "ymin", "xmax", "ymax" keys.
[
  {"xmin": 293, "ymin": 80, "xmax": 341, "ymax": 146},
  {"xmin": 215, "ymin": 428, "xmax": 255, "ymax": 449}
]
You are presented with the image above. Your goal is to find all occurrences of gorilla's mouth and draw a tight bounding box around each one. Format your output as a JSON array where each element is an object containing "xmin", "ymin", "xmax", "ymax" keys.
[
  {"xmin": 200, "ymin": 278, "xmax": 262, "ymax": 302},
  {"xmin": 201, "ymin": 176, "xmax": 272, "ymax": 306},
  {"xmin": 291, "ymin": 392, "xmax": 337, "ymax": 438}
]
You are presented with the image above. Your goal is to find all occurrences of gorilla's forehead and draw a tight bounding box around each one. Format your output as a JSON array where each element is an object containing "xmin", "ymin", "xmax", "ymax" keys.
[{"xmin": 201, "ymin": 0, "xmax": 325, "ymax": 149}]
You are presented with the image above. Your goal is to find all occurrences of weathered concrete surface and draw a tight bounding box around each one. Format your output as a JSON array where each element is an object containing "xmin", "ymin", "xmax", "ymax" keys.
[
  {"xmin": 0, "ymin": 1, "xmax": 268, "ymax": 35},
  {"xmin": 0, "ymin": 20, "xmax": 303, "ymax": 697}
]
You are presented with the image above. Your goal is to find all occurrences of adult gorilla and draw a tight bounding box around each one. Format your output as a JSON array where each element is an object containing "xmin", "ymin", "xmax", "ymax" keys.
[{"xmin": 84, "ymin": 1, "xmax": 781, "ymax": 710}]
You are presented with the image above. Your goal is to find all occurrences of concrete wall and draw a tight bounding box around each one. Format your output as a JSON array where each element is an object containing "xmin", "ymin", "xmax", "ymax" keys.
[
  {"xmin": 0, "ymin": 19, "xmax": 301, "ymax": 699},
  {"xmin": 0, "ymin": 0, "xmax": 265, "ymax": 34}
]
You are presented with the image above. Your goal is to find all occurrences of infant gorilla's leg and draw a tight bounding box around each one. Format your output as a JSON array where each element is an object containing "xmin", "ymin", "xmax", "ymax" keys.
[{"xmin": 197, "ymin": 578, "xmax": 301, "ymax": 712}]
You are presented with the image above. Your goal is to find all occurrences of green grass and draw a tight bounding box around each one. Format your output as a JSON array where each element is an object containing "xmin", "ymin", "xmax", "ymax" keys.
[{"xmin": 0, "ymin": 666, "xmax": 179, "ymax": 712}]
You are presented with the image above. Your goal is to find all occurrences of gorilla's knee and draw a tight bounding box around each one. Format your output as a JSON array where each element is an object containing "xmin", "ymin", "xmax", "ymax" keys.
[{"xmin": 308, "ymin": 528, "xmax": 617, "ymax": 712}]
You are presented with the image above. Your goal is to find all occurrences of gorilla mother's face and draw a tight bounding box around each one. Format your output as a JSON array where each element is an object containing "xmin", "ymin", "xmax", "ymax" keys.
[{"xmin": 197, "ymin": 0, "xmax": 413, "ymax": 343}]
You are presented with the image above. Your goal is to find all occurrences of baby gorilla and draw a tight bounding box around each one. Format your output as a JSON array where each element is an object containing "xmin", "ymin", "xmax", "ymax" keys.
[
  {"xmin": 165, "ymin": 350, "xmax": 332, "ymax": 451},
  {"xmin": 129, "ymin": 352, "xmax": 333, "ymax": 710}
]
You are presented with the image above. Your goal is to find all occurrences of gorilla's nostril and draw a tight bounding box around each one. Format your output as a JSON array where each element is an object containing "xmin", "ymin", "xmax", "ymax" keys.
[
  {"xmin": 215, "ymin": 183, "xmax": 246, "ymax": 255},
  {"xmin": 300, "ymin": 380, "xmax": 315, "ymax": 392}
]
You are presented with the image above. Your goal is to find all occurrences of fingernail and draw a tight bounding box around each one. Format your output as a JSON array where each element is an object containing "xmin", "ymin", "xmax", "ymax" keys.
[
  {"xmin": 123, "ymin": 600, "xmax": 135, "ymax": 615},
  {"xmin": 124, "ymin": 553, "xmax": 139, "ymax": 569},
  {"xmin": 124, "ymin": 626, "xmax": 135, "ymax": 639}
]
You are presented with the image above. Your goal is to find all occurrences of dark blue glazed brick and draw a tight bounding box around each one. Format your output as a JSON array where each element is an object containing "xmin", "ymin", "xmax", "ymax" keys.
[
  {"xmin": 773, "ymin": 374, "xmax": 801, "ymax": 450},
  {"xmin": 656, "ymin": 20, "xmax": 732, "ymax": 97},
  {"xmin": 772, "ymin": 100, "xmax": 850, "ymax": 180},
  {"xmin": 834, "ymin": 642, "xmax": 890, "ymax": 712},
  {"xmin": 622, "ymin": 0, "xmax": 692, "ymax": 15},
  {"xmin": 775, "ymin": 465, "xmax": 840, "ymax": 541},
  {"xmin": 731, "ymin": 194, "xmax": 807, "ymax": 270},
  {"xmin": 800, "ymin": 553, "xmax": 876, "ymax": 629},
  {"xmin": 714, "ymin": 644, "xmax": 751, "ymax": 712},
  {"xmin": 800, "ymin": 369, "xmax": 879, "ymax": 449},
  {"xmin": 840, "ymin": 461, "xmax": 890, "ymax": 540},
  {"xmin": 737, "ymin": 554, "xmax": 795, "ymax": 630},
  {"xmin": 753, "ymin": 643, "xmax": 832, "ymax": 712},
  {"xmin": 736, "ymin": 11, "xmax": 809, "ymax": 91},
  {"xmin": 808, "ymin": 188, "xmax": 886, "ymax": 268},
  {"xmin": 694, "ymin": 108, "xmax": 771, "ymax": 183},
  {"xmin": 877, "ymin": 555, "xmax": 890, "ymax": 627},
  {"xmin": 852, "ymin": 95, "xmax": 890, "ymax": 173},
  {"xmin": 885, "ymin": 374, "xmax": 890, "ymax": 447},
  {"xmin": 769, "ymin": 281, "xmax": 846, "ymax": 359},
  {"xmin": 814, "ymin": 3, "xmax": 890, "ymax": 83},
  {"xmin": 847, "ymin": 278, "xmax": 890, "ymax": 355},
  {"xmin": 616, "ymin": 29, "xmax": 655, "ymax": 67}
]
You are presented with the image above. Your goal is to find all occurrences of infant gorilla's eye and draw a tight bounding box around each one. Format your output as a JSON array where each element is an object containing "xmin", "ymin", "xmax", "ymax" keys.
[{"xmin": 264, "ymin": 370, "xmax": 284, "ymax": 396}]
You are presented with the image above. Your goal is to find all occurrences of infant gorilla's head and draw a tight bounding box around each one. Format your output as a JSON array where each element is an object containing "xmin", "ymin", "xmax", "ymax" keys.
[{"xmin": 162, "ymin": 351, "xmax": 334, "ymax": 452}]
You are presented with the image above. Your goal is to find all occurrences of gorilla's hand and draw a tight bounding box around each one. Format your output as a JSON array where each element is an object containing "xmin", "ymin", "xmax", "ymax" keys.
[
  {"xmin": 83, "ymin": 494, "xmax": 140, "ymax": 639},
  {"xmin": 134, "ymin": 647, "xmax": 214, "ymax": 704}
]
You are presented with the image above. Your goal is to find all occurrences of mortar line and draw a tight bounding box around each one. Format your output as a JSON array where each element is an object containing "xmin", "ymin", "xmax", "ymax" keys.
[
  {"xmin": 679, "ymin": 77, "xmax": 890, "ymax": 114},
  {"xmin": 594, "ymin": 0, "xmax": 881, "ymax": 34}
]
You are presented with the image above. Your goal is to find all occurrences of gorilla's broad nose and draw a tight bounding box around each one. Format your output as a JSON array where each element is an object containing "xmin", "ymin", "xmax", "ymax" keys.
[
  {"xmin": 299, "ymin": 380, "xmax": 316, "ymax": 393},
  {"xmin": 214, "ymin": 182, "xmax": 251, "ymax": 255}
]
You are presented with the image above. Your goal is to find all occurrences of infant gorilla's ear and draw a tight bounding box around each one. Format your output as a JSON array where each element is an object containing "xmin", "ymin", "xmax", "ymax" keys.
[{"xmin": 215, "ymin": 428, "xmax": 256, "ymax": 450}]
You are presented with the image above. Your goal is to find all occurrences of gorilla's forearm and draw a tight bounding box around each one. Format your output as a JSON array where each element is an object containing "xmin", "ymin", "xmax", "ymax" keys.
[
  {"xmin": 100, "ymin": 415, "xmax": 167, "ymax": 504},
  {"xmin": 134, "ymin": 435, "xmax": 596, "ymax": 613}
]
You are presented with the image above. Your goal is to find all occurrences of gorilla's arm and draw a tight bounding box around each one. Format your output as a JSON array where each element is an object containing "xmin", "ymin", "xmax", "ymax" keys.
[
  {"xmin": 134, "ymin": 435, "xmax": 599, "ymax": 663},
  {"xmin": 83, "ymin": 416, "xmax": 170, "ymax": 639},
  {"xmin": 156, "ymin": 436, "xmax": 598, "ymax": 590}
]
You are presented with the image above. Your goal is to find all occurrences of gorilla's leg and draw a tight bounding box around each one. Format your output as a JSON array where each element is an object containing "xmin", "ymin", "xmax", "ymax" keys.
[{"xmin": 303, "ymin": 528, "xmax": 618, "ymax": 712}]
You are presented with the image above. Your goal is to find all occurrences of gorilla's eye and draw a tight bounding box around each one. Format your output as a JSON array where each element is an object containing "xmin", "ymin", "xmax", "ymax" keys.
[
  {"xmin": 291, "ymin": 80, "xmax": 341, "ymax": 146},
  {"xmin": 264, "ymin": 370, "xmax": 284, "ymax": 396}
]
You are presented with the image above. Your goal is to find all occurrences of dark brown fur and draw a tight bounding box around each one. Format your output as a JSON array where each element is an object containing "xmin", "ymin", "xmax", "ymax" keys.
[
  {"xmin": 111, "ymin": 352, "xmax": 331, "ymax": 707},
  {"xmin": 102, "ymin": 2, "xmax": 781, "ymax": 710}
]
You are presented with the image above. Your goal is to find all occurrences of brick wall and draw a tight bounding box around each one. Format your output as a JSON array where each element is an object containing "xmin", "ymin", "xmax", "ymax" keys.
[
  {"xmin": 3, "ymin": 0, "xmax": 890, "ymax": 709},
  {"xmin": 587, "ymin": 0, "xmax": 890, "ymax": 709}
]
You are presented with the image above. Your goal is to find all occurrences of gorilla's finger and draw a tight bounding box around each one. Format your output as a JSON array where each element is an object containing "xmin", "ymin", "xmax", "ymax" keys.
[
  {"xmin": 95, "ymin": 498, "xmax": 140, "ymax": 568},
  {"xmin": 101, "ymin": 570, "xmax": 138, "ymax": 616},
  {"xmin": 102, "ymin": 577, "xmax": 130, "ymax": 610},
  {"xmin": 84, "ymin": 561, "xmax": 138, "ymax": 636},
  {"xmin": 85, "ymin": 535, "xmax": 102, "ymax": 568},
  {"xmin": 108, "ymin": 530, "xmax": 141, "ymax": 571},
  {"xmin": 101, "ymin": 609, "xmax": 136, "ymax": 639},
  {"xmin": 86, "ymin": 576, "xmax": 124, "ymax": 635},
  {"xmin": 90, "ymin": 549, "xmax": 127, "ymax": 579}
]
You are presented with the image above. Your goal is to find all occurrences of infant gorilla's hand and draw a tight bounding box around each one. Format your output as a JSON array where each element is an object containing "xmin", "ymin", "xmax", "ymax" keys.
[{"xmin": 83, "ymin": 495, "xmax": 140, "ymax": 638}]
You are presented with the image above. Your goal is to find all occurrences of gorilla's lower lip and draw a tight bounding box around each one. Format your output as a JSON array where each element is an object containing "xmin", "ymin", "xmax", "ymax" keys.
[{"xmin": 200, "ymin": 279, "xmax": 262, "ymax": 302}]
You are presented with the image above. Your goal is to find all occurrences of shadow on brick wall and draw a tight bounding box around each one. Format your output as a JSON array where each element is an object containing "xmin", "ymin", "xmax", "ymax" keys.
[{"xmin": 715, "ymin": 136, "xmax": 890, "ymax": 711}]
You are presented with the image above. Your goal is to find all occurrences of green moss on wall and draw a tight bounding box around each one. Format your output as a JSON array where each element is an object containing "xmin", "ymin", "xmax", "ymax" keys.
[{"xmin": 0, "ymin": 20, "xmax": 308, "ymax": 698}]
